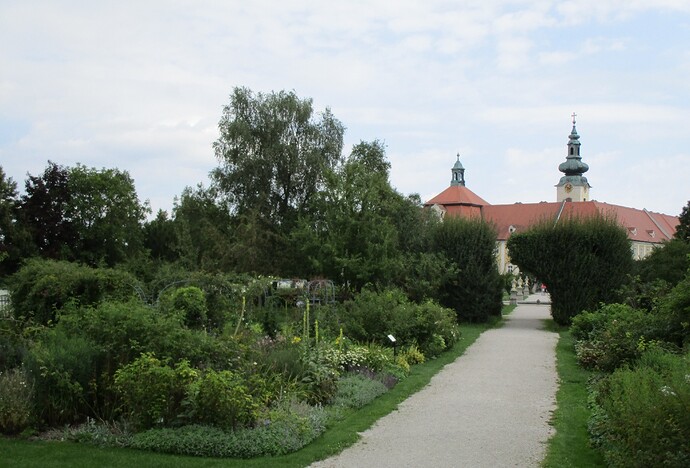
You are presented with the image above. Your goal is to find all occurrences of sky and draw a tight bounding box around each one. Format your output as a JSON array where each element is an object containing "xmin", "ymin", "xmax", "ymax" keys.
[{"xmin": 1, "ymin": 0, "xmax": 689, "ymax": 217}]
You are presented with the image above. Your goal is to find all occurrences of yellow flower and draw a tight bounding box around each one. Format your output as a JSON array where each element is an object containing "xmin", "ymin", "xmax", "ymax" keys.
[{"xmin": 292, "ymin": 336, "xmax": 302, "ymax": 344}]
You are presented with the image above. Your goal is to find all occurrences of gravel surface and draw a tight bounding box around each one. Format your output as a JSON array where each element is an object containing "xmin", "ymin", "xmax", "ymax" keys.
[{"xmin": 311, "ymin": 297, "xmax": 558, "ymax": 468}]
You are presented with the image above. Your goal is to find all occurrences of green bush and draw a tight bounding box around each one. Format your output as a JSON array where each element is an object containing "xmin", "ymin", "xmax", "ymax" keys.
[
  {"xmin": 431, "ymin": 216, "xmax": 503, "ymax": 322},
  {"xmin": 169, "ymin": 286, "xmax": 208, "ymax": 329},
  {"xmin": 0, "ymin": 368, "xmax": 34, "ymax": 434},
  {"xmin": 590, "ymin": 349, "xmax": 690, "ymax": 467},
  {"xmin": 187, "ymin": 369, "xmax": 260, "ymax": 430},
  {"xmin": 508, "ymin": 215, "xmax": 632, "ymax": 325},
  {"xmin": 8, "ymin": 259, "xmax": 136, "ymax": 324},
  {"xmin": 24, "ymin": 329, "xmax": 100, "ymax": 426},
  {"xmin": 0, "ymin": 319, "xmax": 27, "ymax": 371},
  {"xmin": 572, "ymin": 303, "xmax": 668, "ymax": 372},
  {"xmin": 114, "ymin": 353, "xmax": 196, "ymax": 430},
  {"xmin": 657, "ymin": 273, "xmax": 690, "ymax": 348},
  {"xmin": 340, "ymin": 288, "xmax": 460, "ymax": 354},
  {"xmin": 413, "ymin": 300, "xmax": 459, "ymax": 357},
  {"xmin": 299, "ymin": 352, "xmax": 340, "ymax": 405}
]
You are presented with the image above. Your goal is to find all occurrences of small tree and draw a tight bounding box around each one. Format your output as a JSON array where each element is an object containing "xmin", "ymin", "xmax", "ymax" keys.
[{"xmin": 507, "ymin": 215, "xmax": 632, "ymax": 325}]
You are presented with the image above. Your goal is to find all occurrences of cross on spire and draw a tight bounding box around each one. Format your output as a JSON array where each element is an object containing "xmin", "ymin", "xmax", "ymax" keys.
[{"xmin": 571, "ymin": 112, "xmax": 577, "ymax": 125}]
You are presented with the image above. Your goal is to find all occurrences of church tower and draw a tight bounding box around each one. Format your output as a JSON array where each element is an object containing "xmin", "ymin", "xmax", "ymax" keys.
[
  {"xmin": 556, "ymin": 113, "xmax": 591, "ymax": 202},
  {"xmin": 450, "ymin": 153, "xmax": 465, "ymax": 186}
]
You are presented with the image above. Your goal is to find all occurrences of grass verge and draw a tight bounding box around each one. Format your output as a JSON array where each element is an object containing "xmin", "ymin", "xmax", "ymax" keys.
[
  {"xmin": 542, "ymin": 324, "xmax": 604, "ymax": 467},
  {"xmin": 2, "ymin": 317, "xmax": 501, "ymax": 467}
]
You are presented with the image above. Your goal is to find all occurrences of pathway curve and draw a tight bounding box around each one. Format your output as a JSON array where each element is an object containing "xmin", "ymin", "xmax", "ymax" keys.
[{"xmin": 311, "ymin": 296, "xmax": 558, "ymax": 468}]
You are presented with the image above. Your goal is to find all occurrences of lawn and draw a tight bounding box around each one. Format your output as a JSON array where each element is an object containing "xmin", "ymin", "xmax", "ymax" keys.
[{"xmin": 542, "ymin": 324, "xmax": 604, "ymax": 467}]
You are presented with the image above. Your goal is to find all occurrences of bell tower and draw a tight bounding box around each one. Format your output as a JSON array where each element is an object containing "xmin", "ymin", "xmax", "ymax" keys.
[
  {"xmin": 450, "ymin": 153, "xmax": 465, "ymax": 186},
  {"xmin": 556, "ymin": 113, "xmax": 591, "ymax": 202}
]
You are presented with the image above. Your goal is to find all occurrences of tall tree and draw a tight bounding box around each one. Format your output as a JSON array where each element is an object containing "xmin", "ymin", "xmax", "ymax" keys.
[
  {"xmin": 143, "ymin": 209, "xmax": 178, "ymax": 263},
  {"xmin": 0, "ymin": 166, "xmax": 32, "ymax": 276},
  {"xmin": 67, "ymin": 164, "xmax": 149, "ymax": 266},
  {"xmin": 295, "ymin": 140, "xmax": 406, "ymax": 288},
  {"xmin": 19, "ymin": 162, "xmax": 148, "ymax": 267},
  {"xmin": 211, "ymin": 87, "xmax": 344, "ymax": 273},
  {"xmin": 20, "ymin": 161, "xmax": 75, "ymax": 260},
  {"xmin": 674, "ymin": 200, "xmax": 690, "ymax": 243},
  {"xmin": 173, "ymin": 185, "xmax": 234, "ymax": 272}
]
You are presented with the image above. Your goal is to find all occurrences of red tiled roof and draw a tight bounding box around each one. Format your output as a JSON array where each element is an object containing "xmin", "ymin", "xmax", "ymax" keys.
[
  {"xmin": 482, "ymin": 202, "xmax": 562, "ymax": 240},
  {"xmin": 425, "ymin": 185, "xmax": 490, "ymax": 207},
  {"xmin": 481, "ymin": 200, "xmax": 678, "ymax": 242}
]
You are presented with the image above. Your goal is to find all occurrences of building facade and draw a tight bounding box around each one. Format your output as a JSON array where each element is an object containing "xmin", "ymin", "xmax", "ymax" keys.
[{"xmin": 425, "ymin": 117, "xmax": 679, "ymax": 274}]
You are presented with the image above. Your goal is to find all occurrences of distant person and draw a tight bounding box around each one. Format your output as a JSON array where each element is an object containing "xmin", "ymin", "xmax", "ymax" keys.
[{"xmin": 540, "ymin": 283, "xmax": 546, "ymax": 295}]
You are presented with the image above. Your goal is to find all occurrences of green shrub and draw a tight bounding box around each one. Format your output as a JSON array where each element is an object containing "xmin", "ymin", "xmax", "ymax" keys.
[
  {"xmin": 114, "ymin": 353, "xmax": 197, "ymax": 430},
  {"xmin": 402, "ymin": 344, "xmax": 425, "ymax": 365},
  {"xmin": 572, "ymin": 303, "xmax": 669, "ymax": 372},
  {"xmin": 24, "ymin": 329, "xmax": 100, "ymax": 426},
  {"xmin": 299, "ymin": 352, "xmax": 340, "ymax": 405},
  {"xmin": 187, "ymin": 369, "xmax": 260, "ymax": 430},
  {"xmin": 8, "ymin": 259, "xmax": 136, "ymax": 324},
  {"xmin": 331, "ymin": 373, "xmax": 388, "ymax": 409},
  {"xmin": 590, "ymin": 349, "xmax": 690, "ymax": 467},
  {"xmin": 169, "ymin": 286, "xmax": 208, "ymax": 329},
  {"xmin": 0, "ymin": 368, "xmax": 34, "ymax": 434},
  {"xmin": 413, "ymin": 300, "xmax": 460, "ymax": 357},
  {"xmin": 340, "ymin": 288, "xmax": 460, "ymax": 354},
  {"xmin": 508, "ymin": 215, "xmax": 632, "ymax": 325},
  {"xmin": 657, "ymin": 273, "xmax": 690, "ymax": 348},
  {"xmin": 431, "ymin": 216, "xmax": 503, "ymax": 322},
  {"xmin": 0, "ymin": 319, "xmax": 27, "ymax": 371}
]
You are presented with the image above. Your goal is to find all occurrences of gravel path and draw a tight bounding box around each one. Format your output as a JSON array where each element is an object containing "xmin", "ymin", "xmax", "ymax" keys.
[{"xmin": 311, "ymin": 297, "xmax": 558, "ymax": 468}]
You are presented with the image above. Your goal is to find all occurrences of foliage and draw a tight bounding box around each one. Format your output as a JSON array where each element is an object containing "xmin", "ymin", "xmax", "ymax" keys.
[
  {"xmin": 130, "ymin": 402, "xmax": 328, "ymax": 458},
  {"xmin": 0, "ymin": 368, "xmax": 34, "ymax": 435},
  {"xmin": 0, "ymin": 165, "xmax": 31, "ymax": 276},
  {"xmin": 18, "ymin": 162, "xmax": 148, "ymax": 267},
  {"xmin": 169, "ymin": 286, "xmax": 208, "ymax": 329},
  {"xmin": 66, "ymin": 164, "xmax": 149, "ymax": 266},
  {"xmin": 8, "ymin": 259, "xmax": 136, "ymax": 325},
  {"xmin": 211, "ymin": 87, "xmax": 344, "ymax": 275},
  {"xmin": 674, "ymin": 200, "xmax": 690, "ymax": 242},
  {"xmin": 187, "ymin": 369, "xmax": 260, "ymax": 430},
  {"xmin": 656, "ymin": 272, "xmax": 690, "ymax": 348},
  {"xmin": 294, "ymin": 140, "xmax": 413, "ymax": 287},
  {"xmin": 0, "ymin": 318, "xmax": 497, "ymax": 466},
  {"xmin": 0, "ymin": 319, "xmax": 28, "ymax": 371},
  {"xmin": 19, "ymin": 161, "xmax": 75, "ymax": 261},
  {"xmin": 142, "ymin": 209, "xmax": 178, "ymax": 263},
  {"xmin": 431, "ymin": 216, "xmax": 503, "ymax": 322},
  {"xmin": 330, "ymin": 373, "xmax": 388, "ymax": 409},
  {"xmin": 299, "ymin": 352, "xmax": 340, "ymax": 405},
  {"xmin": 338, "ymin": 288, "xmax": 459, "ymax": 357},
  {"xmin": 507, "ymin": 215, "xmax": 632, "ymax": 325},
  {"xmin": 590, "ymin": 348, "xmax": 690, "ymax": 467},
  {"xmin": 636, "ymin": 238, "xmax": 690, "ymax": 287},
  {"xmin": 571, "ymin": 303, "xmax": 669, "ymax": 372},
  {"xmin": 172, "ymin": 184, "xmax": 235, "ymax": 272},
  {"xmin": 114, "ymin": 353, "xmax": 196, "ymax": 430},
  {"xmin": 23, "ymin": 329, "xmax": 100, "ymax": 426}
]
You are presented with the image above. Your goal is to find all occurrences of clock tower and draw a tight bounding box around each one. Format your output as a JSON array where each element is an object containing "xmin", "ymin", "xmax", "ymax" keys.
[{"xmin": 556, "ymin": 113, "xmax": 591, "ymax": 202}]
